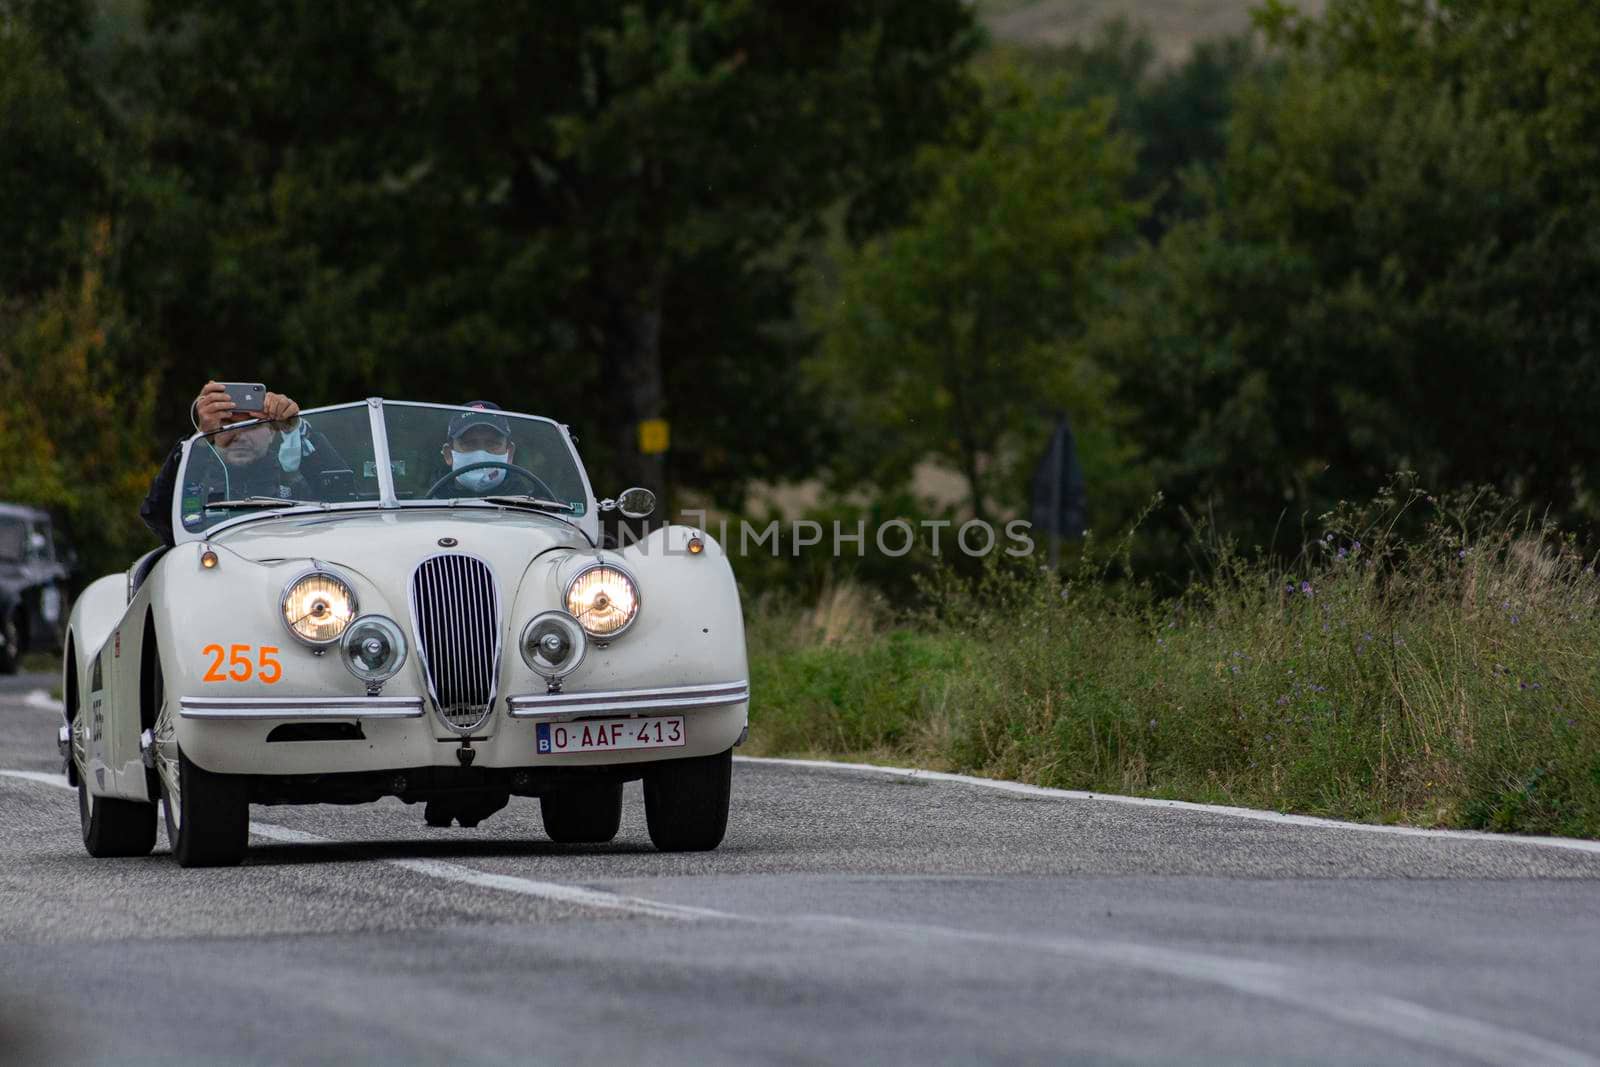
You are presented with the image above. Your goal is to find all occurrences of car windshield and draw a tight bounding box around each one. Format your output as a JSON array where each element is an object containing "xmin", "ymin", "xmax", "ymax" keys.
[
  {"xmin": 175, "ymin": 402, "xmax": 587, "ymax": 536},
  {"xmin": 380, "ymin": 402, "xmax": 588, "ymax": 508}
]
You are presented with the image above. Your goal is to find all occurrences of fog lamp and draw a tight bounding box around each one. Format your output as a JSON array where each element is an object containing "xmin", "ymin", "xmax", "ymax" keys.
[
  {"xmin": 341, "ymin": 614, "xmax": 407, "ymax": 684},
  {"xmin": 521, "ymin": 610, "xmax": 587, "ymax": 679}
]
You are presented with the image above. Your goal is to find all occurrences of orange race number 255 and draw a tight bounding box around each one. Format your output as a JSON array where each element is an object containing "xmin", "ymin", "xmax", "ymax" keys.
[{"xmin": 201, "ymin": 644, "xmax": 282, "ymax": 684}]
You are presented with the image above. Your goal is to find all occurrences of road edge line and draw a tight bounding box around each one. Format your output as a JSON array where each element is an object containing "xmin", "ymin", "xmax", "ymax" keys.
[{"xmin": 734, "ymin": 755, "xmax": 1600, "ymax": 856}]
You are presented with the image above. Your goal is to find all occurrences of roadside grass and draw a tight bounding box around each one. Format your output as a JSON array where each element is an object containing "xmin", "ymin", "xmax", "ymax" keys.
[{"xmin": 745, "ymin": 486, "xmax": 1600, "ymax": 838}]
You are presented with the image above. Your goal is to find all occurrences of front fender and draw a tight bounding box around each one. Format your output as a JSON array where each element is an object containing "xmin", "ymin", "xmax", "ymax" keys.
[
  {"xmin": 149, "ymin": 541, "xmax": 418, "ymax": 702},
  {"xmin": 500, "ymin": 524, "xmax": 748, "ymax": 697}
]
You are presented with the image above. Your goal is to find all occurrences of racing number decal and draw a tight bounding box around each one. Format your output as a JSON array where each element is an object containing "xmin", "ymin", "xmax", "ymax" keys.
[{"xmin": 201, "ymin": 644, "xmax": 283, "ymax": 684}]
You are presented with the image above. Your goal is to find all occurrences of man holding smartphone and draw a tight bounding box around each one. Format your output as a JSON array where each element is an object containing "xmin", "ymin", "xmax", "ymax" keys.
[{"xmin": 139, "ymin": 381, "xmax": 325, "ymax": 546}]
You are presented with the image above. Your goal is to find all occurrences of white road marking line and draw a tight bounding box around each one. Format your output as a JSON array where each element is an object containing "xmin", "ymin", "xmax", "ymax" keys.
[
  {"xmin": 0, "ymin": 769, "xmax": 71, "ymax": 788},
  {"xmin": 738, "ymin": 755, "xmax": 1600, "ymax": 856},
  {"xmin": 245, "ymin": 819, "xmax": 723, "ymax": 919},
  {"xmin": 2, "ymin": 767, "xmax": 1592, "ymax": 1063},
  {"xmin": 0, "ymin": 769, "xmax": 717, "ymax": 921},
  {"xmin": 21, "ymin": 689, "xmax": 59, "ymax": 710}
]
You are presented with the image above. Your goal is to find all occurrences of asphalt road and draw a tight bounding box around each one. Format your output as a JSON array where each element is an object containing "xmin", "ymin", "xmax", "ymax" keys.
[{"xmin": 3, "ymin": 676, "xmax": 1600, "ymax": 1065}]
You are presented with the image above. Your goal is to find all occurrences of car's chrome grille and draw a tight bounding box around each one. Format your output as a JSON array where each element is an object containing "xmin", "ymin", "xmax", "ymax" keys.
[{"xmin": 409, "ymin": 553, "xmax": 500, "ymax": 733}]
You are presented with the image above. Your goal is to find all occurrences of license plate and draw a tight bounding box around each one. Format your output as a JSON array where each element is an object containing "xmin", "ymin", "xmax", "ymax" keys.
[{"xmin": 537, "ymin": 717, "xmax": 685, "ymax": 754}]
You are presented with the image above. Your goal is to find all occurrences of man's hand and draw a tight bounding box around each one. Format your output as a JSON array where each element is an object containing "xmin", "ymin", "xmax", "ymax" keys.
[
  {"xmin": 194, "ymin": 381, "xmax": 300, "ymax": 433},
  {"xmin": 195, "ymin": 381, "xmax": 234, "ymax": 433},
  {"xmin": 260, "ymin": 391, "xmax": 300, "ymax": 428}
]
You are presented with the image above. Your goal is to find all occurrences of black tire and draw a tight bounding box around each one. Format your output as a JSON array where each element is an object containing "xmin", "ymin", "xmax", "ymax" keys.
[
  {"xmin": 0, "ymin": 609, "xmax": 19, "ymax": 674},
  {"xmin": 78, "ymin": 777, "xmax": 157, "ymax": 858},
  {"xmin": 643, "ymin": 748, "xmax": 732, "ymax": 852},
  {"xmin": 540, "ymin": 782, "xmax": 624, "ymax": 844},
  {"xmin": 163, "ymin": 749, "xmax": 249, "ymax": 868}
]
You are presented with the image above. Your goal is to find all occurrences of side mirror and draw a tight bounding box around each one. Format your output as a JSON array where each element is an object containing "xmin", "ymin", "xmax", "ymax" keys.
[{"xmin": 600, "ymin": 487, "xmax": 656, "ymax": 519}]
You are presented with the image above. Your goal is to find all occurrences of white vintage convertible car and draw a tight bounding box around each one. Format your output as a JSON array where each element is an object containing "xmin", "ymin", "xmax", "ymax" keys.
[{"xmin": 59, "ymin": 400, "xmax": 748, "ymax": 866}]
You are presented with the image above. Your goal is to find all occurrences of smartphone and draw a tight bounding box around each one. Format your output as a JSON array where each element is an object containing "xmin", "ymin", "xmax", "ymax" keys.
[{"xmin": 220, "ymin": 382, "xmax": 267, "ymax": 414}]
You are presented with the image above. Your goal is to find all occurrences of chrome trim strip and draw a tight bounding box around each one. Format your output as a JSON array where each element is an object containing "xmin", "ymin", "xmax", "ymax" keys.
[
  {"xmin": 506, "ymin": 680, "xmax": 749, "ymax": 720},
  {"xmin": 178, "ymin": 696, "xmax": 424, "ymax": 720}
]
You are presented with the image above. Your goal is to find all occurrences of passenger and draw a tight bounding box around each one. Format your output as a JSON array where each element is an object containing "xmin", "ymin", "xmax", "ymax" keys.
[{"xmin": 140, "ymin": 381, "xmax": 336, "ymax": 545}]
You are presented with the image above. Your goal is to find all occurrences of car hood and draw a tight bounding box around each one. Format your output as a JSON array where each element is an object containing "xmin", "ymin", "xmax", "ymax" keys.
[{"xmin": 208, "ymin": 506, "xmax": 591, "ymax": 580}]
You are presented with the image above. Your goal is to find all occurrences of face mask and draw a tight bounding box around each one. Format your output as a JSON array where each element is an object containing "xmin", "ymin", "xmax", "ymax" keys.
[
  {"xmin": 452, "ymin": 449, "xmax": 507, "ymax": 491},
  {"xmin": 278, "ymin": 423, "xmax": 307, "ymax": 473}
]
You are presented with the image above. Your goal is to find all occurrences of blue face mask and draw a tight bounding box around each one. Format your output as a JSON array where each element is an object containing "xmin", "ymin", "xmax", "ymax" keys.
[
  {"xmin": 451, "ymin": 450, "xmax": 507, "ymax": 491},
  {"xmin": 278, "ymin": 423, "xmax": 309, "ymax": 473}
]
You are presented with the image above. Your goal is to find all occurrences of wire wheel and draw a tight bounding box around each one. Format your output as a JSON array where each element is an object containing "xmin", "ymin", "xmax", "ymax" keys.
[{"xmin": 155, "ymin": 700, "xmax": 181, "ymax": 837}]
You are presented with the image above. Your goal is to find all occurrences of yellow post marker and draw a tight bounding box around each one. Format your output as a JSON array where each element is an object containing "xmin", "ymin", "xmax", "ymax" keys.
[{"xmin": 638, "ymin": 418, "xmax": 671, "ymax": 455}]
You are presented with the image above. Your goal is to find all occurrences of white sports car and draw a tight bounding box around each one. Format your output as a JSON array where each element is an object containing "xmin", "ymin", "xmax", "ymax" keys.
[{"xmin": 59, "ymin": 399, "xmax": 749, "ymax": 866}]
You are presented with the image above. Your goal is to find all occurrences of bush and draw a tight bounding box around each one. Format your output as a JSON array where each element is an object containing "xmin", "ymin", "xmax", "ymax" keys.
[{"xmin": 746, "ymin": 482, "xmax": 1600, "ymax": 838}]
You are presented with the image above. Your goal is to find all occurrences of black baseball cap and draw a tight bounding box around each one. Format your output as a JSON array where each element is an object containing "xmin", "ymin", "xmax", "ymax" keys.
[{"xmin": 446, "ymin": 401, "xmax": 512, "ymax": 440}]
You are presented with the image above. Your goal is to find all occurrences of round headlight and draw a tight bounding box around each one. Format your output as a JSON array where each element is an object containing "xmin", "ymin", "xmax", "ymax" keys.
[
  {"xmin": 520, "ymin": 611, "xmax": 587, "ymax": 678},
  {"xmin": 341, "ymin": 614, "xmax": 407, "ymax": 683},
  {"xmin": 280, "ymin": 571, "xmax": 358, "ymax": 645},
  {"xmin": 564, "ymin": 563, "xmax": 639, "ymax": 639}
]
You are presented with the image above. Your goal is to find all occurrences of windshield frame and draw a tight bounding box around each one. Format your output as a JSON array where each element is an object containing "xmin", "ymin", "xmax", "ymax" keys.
[{"xmin": 171, "ymin": 398, "xmax": 599, "ymax": 545}]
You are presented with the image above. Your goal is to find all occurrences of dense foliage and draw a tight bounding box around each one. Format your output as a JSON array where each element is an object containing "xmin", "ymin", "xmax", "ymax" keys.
[
  {"xmin": 1084, "ymin": 0, "xmax": 1600, "ymax": 558},
  {"xmin": 3, "ymin": 0, "xmax": 1599, "ymax": 588}
]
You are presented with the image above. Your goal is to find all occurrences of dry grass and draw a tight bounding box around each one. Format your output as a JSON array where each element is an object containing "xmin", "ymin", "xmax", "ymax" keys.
[{"xmin": 748, "ymin": 485, "xmax": 1600, "ymax": 838}]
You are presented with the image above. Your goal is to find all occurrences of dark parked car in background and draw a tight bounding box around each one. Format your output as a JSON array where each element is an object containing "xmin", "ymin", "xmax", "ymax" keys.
[{"xmin": 0, "ymin": 504, "xmax": 72, "ymax": 673}]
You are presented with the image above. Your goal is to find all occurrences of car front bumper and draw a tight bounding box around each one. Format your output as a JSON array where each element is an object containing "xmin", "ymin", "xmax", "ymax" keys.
[{"xmin": 176, "ymin": 682, "xmax": 749, "ymax": 775}]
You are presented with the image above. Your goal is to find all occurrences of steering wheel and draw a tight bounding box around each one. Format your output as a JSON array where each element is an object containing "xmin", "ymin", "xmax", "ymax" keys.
[{"xmin": 425, "ymin": 461, "xmax": 560, "ymax": 501}]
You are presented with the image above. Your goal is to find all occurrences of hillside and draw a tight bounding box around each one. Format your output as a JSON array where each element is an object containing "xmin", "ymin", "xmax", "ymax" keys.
[{"xmin": 978, "ymin": 0, "xmax": 1326, "ymax": 61}]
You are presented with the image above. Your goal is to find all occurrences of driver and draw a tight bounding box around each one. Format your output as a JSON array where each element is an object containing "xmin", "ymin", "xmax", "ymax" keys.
[{"xmin": 437, "ymin": 402, "xmax": 518, "ymax": 495}]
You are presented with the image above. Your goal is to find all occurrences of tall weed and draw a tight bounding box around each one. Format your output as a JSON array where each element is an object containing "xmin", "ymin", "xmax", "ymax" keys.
[{"xmin": 746, "ymin": 483, "xmax": 1600, "ymax": 836}]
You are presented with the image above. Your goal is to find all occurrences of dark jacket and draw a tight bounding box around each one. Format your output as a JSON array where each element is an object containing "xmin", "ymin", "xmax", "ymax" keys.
[{"xmin": 140, "ymin": 432, "xmax": 348, "ymax": 546}]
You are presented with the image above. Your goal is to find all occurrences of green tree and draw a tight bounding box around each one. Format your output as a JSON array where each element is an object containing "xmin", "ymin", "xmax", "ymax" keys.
[
  {"xmin": 809, "ymin": 74, "xmax": 1143, "ymax": 524},
  {"xmin": 126, "ymin": 0, "xmax": 981, "ymax": 501},
  {"xmin": 0, "ymin": 10, "xmax": 105, "ymax": 303},
  {"xmin": 1, "ymin": 8, "xmax": 159, "ymax": 580},
  {"xmin": 989, "ymin": 18, "xmax": 1265, "ymax": 239},
  {"xmin": 1084, "ymin": 0, "xmax": 1600, "ymax": 554}
]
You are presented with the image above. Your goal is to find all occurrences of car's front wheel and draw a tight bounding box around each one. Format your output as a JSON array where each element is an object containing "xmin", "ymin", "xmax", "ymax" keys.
[
  {"xmin": 540, "ymin": 782, "xmax": 623, "ymax": 844},
  {"xmin": 75, "ymin": 719, "xmax": 156, "ymax": 857},
  {"xmin": 643, "ymin": 748, "xmax": 731, "ymax": 852},
  {"xmin": 160, "ymin": 744, "xmax": 249, "ymax": 868}
]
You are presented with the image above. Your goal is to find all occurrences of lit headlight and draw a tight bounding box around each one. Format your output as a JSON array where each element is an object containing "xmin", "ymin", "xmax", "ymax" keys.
[
  {"xmin": 341, "ymin": 614, "xmax": 407, "ymax": 683},
  {"xmin": 564, "ymin": 563, "xmax": 639, "ymax": 638},
  {"xmin": 280, "ymin": 571, "xmax": 357, "ymax": 645}
]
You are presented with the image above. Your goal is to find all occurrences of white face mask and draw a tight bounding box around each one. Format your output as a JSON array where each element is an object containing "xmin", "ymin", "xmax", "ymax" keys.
[{"xmin": 452, "ymin": 449, "xmax": 507, "ymax": 491}]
